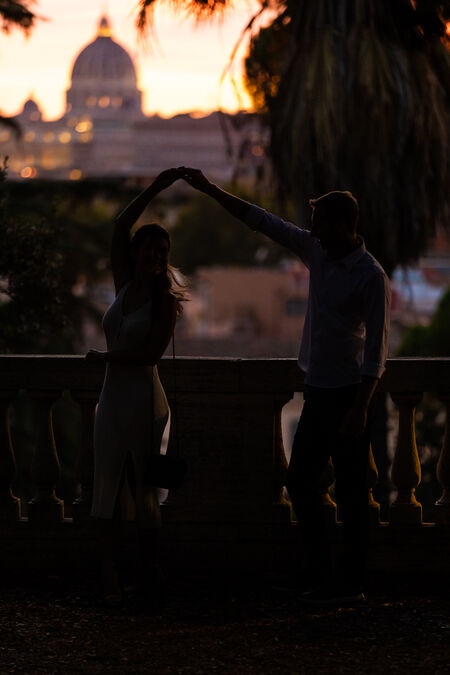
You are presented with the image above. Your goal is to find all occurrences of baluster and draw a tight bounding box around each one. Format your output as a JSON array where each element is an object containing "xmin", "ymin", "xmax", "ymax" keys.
[
  {"xmin": 72, "ymin": 390, "xmax": 97, "ymax": 523},
  {"xmin": 0, "ymin": 391, "xmax": 21, "ymax": 520},
  {"xmin": 389, "ymin": 392, "xmax": 423, "ymax": 526},
  {"xmin": 273, "ymin": 394, "xmax": 293, "ymax": 520},
  {"xmin": 319, "ymin": 460, "xmax": 337, "ymax": 526},
  {"xmin": 435, "ymin": 394, "xmax": 450, "ymax": 526},
  {"xmin": 27, "ymin": 389, "xmax": 64, "ymax": 524},
  {"xmin": 367, "ymin": 443, "xmax": 380, "ymax": 525}
]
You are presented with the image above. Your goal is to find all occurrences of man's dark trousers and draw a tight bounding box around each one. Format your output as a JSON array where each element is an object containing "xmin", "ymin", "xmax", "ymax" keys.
[{"xmin": 286, "ymin": 384, "xmax": 372, "ymax": 591}]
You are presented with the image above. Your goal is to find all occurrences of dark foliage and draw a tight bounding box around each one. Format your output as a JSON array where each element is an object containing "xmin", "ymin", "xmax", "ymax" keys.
[
  {"xmin": 396, "ymin": 288, "xmax": 450, "ymax": 357},
  {"xmin": 249, "ymin": 1, "xmax": 450, "ymax": 276},
  {"xmin": 0, "ymin": 175, "xmax": 139, "ymax": 353}
]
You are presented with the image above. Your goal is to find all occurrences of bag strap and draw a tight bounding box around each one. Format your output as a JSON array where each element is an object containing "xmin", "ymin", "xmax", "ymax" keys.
[
  {"xmin": 151, "ymin": 331, "xmax": 180, "ymax": 458},
  {"xmin": 171, "ymin": 331, "xmax": 181, "ymax": 459}
]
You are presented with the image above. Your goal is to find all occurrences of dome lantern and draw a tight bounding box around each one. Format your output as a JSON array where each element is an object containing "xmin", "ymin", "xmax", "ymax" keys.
[{"xmin": 97, "ymin": 15, "xmax": 112, "ymax": 38}]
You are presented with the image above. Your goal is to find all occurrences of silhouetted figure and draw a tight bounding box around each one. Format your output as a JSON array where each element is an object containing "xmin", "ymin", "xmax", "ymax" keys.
[
  {"xmin": 179, "ymin": 167, "xmax": 391, "ymax": 604},
  {"xmin": 86, "ymin": 168, "xmax": 186, "ymax": 607}
]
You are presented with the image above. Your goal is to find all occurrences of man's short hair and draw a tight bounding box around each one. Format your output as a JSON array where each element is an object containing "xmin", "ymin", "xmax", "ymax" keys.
[{"xmin": 309, "ymin": 190, "xmax": 359, "ymax": 233}]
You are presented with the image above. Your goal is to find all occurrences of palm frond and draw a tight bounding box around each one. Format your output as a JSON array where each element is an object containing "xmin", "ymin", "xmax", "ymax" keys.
[
  {"xmin": 136, "ymin": 0, "xmax": 237, "ymax": 35},
  {"xmin": 220, "ymin": 2, "xmax": 274, "ymax": 89},
  {"xmin": 0, "ymin": 0, "xmax": 36, "ymax": 34}
]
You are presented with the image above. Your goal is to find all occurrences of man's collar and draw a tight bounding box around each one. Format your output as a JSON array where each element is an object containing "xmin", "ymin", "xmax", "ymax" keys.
[
  {"xmin": 327, "ymin": 236, "xmax": 366, "ymax": 269},
  {"xmin": 343, "ymin": 237, "xmax": 366, "ymax": 270}
]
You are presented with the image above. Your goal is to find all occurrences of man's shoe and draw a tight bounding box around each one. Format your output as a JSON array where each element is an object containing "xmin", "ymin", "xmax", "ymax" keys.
[{"xmin": 299, "ymin": 586, "xmax": 365, "ymax": 606}]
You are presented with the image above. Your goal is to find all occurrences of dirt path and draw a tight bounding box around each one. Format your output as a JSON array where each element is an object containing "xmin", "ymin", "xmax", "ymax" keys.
[{"xmin": 1, "ymin": 576, "xmax": 449, "ymax": 674}]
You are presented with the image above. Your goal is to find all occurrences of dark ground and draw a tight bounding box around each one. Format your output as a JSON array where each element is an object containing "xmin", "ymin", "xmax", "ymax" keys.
[{"xmin": 1, "ymin": 572, "xmax": 449, "ymax": 674}]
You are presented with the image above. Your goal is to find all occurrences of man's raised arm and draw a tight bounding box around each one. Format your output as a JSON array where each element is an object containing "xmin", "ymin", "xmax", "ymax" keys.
[
  {"xmin": 179, "ymin": 167, "xmax": 252, "ymax": 221},
  {"xmin": 179, "ymin": 167, "xmax": 314, "ymax": 265}
]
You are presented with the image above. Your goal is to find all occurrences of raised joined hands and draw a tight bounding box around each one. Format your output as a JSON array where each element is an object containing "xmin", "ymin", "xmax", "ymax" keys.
[
  {"xmin": 152, "ymin": 167, "xmax": 211, "ymax": 193},
  {"xmin": 153, "ymin": 168, "xmax": 184, "ymax": 191},
  {"xmin": 177, "ymin": 167, "xmax": 212, "ymax": 192}
]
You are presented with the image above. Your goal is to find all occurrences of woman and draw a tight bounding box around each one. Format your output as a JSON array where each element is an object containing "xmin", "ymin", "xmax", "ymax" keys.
[{"xmin": 86, "ymin": 168, "xmax": 185, "ymax": 606}]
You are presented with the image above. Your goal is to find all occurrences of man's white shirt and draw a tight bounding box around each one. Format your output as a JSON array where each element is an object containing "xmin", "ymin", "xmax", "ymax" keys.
[{"xmin": 245, "ymin": 205, "xmax": 391, "ymax": 388}]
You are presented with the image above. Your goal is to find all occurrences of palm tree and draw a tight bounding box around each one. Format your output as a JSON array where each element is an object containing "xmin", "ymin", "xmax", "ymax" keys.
[
  {"xmin": 1, "ymin": 0, "xmax": 37, "ymax": 132},
  {"xmin": 258, "ymin": 0, "xmax": 450, "ymax": 276},
  {"xmin": 137, "ymin": 0, "xmax": 450, "ymax": 275}
]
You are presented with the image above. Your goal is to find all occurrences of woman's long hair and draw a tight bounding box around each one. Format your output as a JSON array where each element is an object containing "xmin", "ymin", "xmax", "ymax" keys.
[{"xmin": 130, "ymin": 223, "xmax": 188, "ymax": 318}]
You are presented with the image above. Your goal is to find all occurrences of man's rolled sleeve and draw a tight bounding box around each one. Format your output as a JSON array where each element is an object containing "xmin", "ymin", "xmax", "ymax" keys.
[
  {"xmin": 361, "ymin": 270, "xmax": 391, "ymax": 379},
  {"xmin": 245, "ymin": 205, "xmax": 314, "ymax": 267}
]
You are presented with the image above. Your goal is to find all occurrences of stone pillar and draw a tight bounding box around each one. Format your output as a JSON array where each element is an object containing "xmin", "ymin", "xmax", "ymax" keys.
[
  {"xmin": 389, "ymin": 392, "xmax": 423, "ymax": 526},
  {"xmin": 435, "ymin": 394, "xmax": 450, "ymax": 526},
  {"xmin": 72, "ymin": 390, "xmax": 97, "ymax": 523},
  {"xmin": 163, "ymin": 391, "xmax": 293, "ymax": 525},
  {"xmin": 0, "ymin": 391, "xmax": 21, "ymax": 520},
  {"xmin": 28, "ymin": 390, "xmax": 64, "ymax": 524},
  {"xmin": 367, "ymin": 444, "xmax": 380, "ymax": 525}
]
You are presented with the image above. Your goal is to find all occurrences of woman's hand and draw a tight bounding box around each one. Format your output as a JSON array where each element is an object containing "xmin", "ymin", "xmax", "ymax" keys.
[
  {"xmin": 85, "ymin": 349, "xmax": 107, "ymax": 363},
  {"xmin": 152, "ymin": 168, "xmax": 182, "ymax": 192},
  {"xmin": 178, "ymin": 167, "xmax": 212, "ymax": 193}
]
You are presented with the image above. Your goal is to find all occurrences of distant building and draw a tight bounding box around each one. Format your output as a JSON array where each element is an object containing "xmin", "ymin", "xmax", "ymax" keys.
[
  {"xmin": 189, "ymin": 264, "xmax": 309, "ymax": 341},
  {"xmin": 1, "ymin": 15, "xmax": 265, "ymax": 182}
]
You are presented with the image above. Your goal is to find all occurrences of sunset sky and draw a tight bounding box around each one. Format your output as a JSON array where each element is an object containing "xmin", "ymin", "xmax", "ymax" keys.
[{"xmin": 0, "ymin": 0, "xmax": 263, "ymax": 120}]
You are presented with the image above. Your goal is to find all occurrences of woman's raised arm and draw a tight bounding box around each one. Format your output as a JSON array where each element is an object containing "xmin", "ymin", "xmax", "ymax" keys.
[{"xmin": 111, "ymin": 168, "xmax": 181, "ymax": 294}]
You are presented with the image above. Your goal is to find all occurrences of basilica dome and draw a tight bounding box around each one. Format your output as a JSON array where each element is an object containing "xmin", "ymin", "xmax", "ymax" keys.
[
  {"xmin": 71, "ymin": 17, "xmax": 137, "ymax": 86},
  {"xmin": 65, "ymin": 15, "xmax": 143, "ymax": 121}
]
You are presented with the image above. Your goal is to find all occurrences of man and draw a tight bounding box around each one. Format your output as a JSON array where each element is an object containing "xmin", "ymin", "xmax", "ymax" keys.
[{"xmin": 179, "ymin": 167, "xmax": 391, "ymax": 603}]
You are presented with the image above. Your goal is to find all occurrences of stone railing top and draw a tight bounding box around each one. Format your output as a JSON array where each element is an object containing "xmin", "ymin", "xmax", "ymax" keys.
[{"xmin": 0, "ymin": 355, "xmax": 449, "ymax": 395}]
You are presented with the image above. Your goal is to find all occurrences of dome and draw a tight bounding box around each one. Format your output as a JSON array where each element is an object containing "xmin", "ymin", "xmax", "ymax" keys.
[
  {"xmin": 65, "ymin": 15, "xmax": 143, "ymax": 120},
  {"xmin": 70, "ymin": 16, "xmax": 137, "ymax": 85}
]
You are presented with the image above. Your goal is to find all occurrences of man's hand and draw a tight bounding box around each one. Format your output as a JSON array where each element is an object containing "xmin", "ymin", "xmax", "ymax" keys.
[
  {"xmin": 339, "ymin": 376, "xmax": 378, "ymax": 439},
  {"xmin": 85, "ymin": 349, "xmax": 107, "ymax": 363},
  {"xmin": 178, "ymin": 167, "xmax": 212, "ymax": 193},
  {"xmin": 152, "ymin": 168, "xmax": 182, "ymax": 192},
  {"xmin": 339, "ymin": 405, "xmax": 368, "ymax": 439}
]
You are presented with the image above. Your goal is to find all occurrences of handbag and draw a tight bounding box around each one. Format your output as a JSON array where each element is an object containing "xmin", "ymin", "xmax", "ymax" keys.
[
  {"xmin": 145, "ymin": 453, "xmax": 187, "ymax": 491},
  {"xmin": 144, "ymin": 332, "xmax": 187, "ymax": 491}
]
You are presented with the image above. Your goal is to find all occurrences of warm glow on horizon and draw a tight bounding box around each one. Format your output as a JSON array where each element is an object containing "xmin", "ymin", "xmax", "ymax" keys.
[{"xmin": 0, "ymin": 0, "xmax": 262, "ymax": 121}]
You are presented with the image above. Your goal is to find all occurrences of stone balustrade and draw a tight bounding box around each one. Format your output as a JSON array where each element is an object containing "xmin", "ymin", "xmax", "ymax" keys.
[{"xmin": 1, "ymin": 355, "xmax": 449, "ymax": 535}]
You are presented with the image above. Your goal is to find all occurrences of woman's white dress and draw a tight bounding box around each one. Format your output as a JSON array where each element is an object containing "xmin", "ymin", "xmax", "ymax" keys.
[{"xmin": 91, "ymin": 282, "xmax": 169, "ymax": 527}]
